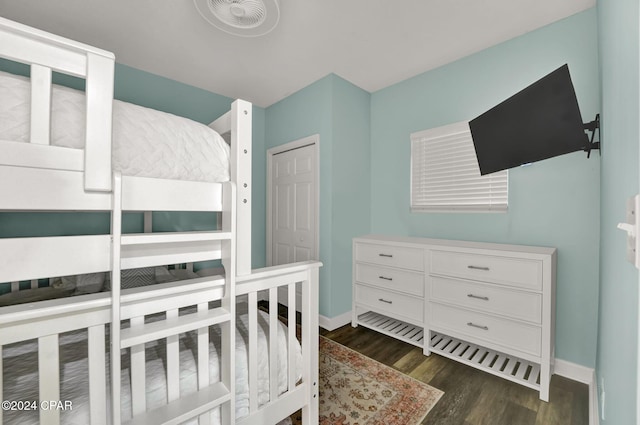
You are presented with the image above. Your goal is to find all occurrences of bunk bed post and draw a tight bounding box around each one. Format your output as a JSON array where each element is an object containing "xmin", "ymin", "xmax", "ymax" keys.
[
  {"xmin": 229, "ymin": 99, "xmax": 252, "ymax": 276},
  {"xmin": 84, "ymin": 52, "xmax": 114, "ymax": 192},
  {"xmin": 110, "ymin": 171, "xmax": 123, "ymax": 425},
  {"xmin": 301, "ymin": 266, "xmax": 320, "ymax": 425},
  {"xmin": 220, "ymin": 181, "xmax": 237, "ymax": 423}
]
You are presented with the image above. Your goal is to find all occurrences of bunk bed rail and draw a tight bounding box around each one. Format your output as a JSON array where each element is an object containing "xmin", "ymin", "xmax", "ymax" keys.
[
  {"xmin": 0, "ymin": 16, "xmax": 115, "ymax": 192},
  {"xmin": 210, "ymin": 99, "xmax": 253, "ymax": 276},
  {"xmin": 0, "ymin": 261, "xmax": 320, "ymax": 425},
  {"xmin": 237, "ymin": 261, "xmax": 321, "ymax": 425}
]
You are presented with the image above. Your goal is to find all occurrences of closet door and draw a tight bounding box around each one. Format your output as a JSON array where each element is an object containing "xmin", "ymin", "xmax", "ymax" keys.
[{"xmin": 270, "ymin": 141, "xmax": 317, "ymax": 266}]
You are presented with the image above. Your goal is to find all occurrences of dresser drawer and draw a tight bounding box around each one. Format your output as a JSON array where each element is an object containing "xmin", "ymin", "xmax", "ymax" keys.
[
  {"xmin": 354, "ymin": 284, "xmax": 423, "ymax": 323},
  {"xmin": 355, "ymin": 242, "xmax": 424, "ymax": 271},
  {"xmin": 355, "ymin": 263, "xmax": 424, "ymax": 296},
  {"xmin": 430, "ymin": 250, "xmax": 542, "ymax": 290},
  {"xmin": 429, "ymin": 302, "xmax": 541, "ymax": 357},
  {"xmin": 430, "ymin": 276, "xmax": 541, "ymax": 323}
]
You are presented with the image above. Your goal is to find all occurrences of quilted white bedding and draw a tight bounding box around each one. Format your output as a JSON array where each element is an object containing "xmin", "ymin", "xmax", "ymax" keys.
[
  {"xmin": 0, "ymin": 70, "xmax": 230, "ymax": 183},
  {"xmin": 2, "ymin": 303, "xmax": 301, "ymax": 424}
]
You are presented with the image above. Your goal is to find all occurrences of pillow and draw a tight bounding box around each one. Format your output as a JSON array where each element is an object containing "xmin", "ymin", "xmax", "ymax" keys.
[
  {"xmin": 74, "ymin": 272, "xmax": 106, "ymax": 294},
  {"xmin": 57, "ymin": 275, "xmax": 77, "ymax": 290},
  {"xmin": 104, "ymin": 267, "xmax": 156, "ymax": 290},
  {"xmin": 0, "ymin": 286, "xmax": 75, "ymax": 307},
  {"xmin": 154, "ymin": 266, "xmax": 176, "ymax": 284},
  {"xmin": 121, "ymin": 267, "xmax": 156, "ymax": 289},
  {"xmin": 155, "ymin": 267, "xmax": 199, "ymax": 283},
  {"xmin": 195, "ymin": 267, "xmax": 225, "ymax": 277},
  {"xmin": 169, "ymin": 268, "xmax": 199, "ymax": 280}
]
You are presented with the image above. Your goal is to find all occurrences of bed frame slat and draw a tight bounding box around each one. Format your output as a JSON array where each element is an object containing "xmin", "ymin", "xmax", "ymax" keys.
[
  {"xmin": 0, "ymin": 166, "xmax": 229, "ymax": 213},
  {"xmin": 0, "ymin": 165, "xmax": 110, "ymax": 211},
  {"xmin": 269, "ymin": 287, "xmax": 279, "ymax": 402},
  {"xmin": 30, "ymin": 64, "xmax": 52, "ymax": 146},
  {"xmin": 167, "ymin": 309, "xmax": 180, "ymax": 403},
  {"xmin": 39, "ymin": 334, "xmax": 61, "ymax": 425},
  {"xmin": 0, "ymin": 235, "xmax": 111, "ymax": 283},
  {"xmin": 121, "ymin": 176, "xmax": 224, "ymax": 212},
  {"xmin": 0, "ymin": 141, "xmax": 85, "ymax": 173},
  {"xmin": 130, "ymin": 317, "xmax": 146, "ymax": 416},
  {"xmin": 88, "ymin": 324, "xmax": 107, "ymax": 425},
  {"xmin": 248, "ymin": 292, "xmax": 259, "ymax": 413},
  {"xmin": 196, "ymin": 302, "xmax": 211, "ymax": 425},
  {"xmin": 287, "ymin": 282, "xmax": 297, "ymax": 391}
]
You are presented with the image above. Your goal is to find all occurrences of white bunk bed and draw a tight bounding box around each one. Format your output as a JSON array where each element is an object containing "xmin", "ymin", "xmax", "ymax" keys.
[{"xmin": 0, "ymin": 16, "xmax": 320, "ymax": 425}]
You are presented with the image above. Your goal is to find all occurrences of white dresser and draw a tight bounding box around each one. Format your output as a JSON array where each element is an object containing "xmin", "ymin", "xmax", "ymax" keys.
[{"xmin": 352, "ymin": 235, "xmax": 556, "ymax": 401}]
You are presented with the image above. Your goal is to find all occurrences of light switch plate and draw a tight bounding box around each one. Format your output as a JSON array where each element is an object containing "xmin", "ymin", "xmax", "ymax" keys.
[{"xmin": 620, "ymin": 195, "xmax": 640, "ymax": 268}]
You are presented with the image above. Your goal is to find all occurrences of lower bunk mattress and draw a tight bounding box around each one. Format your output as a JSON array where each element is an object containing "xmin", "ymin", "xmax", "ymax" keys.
[
  {"xmin": 2, "ymin": 303, "xmax": 301, "ymax": 424},
  {"xmin": 0, "ymin": 266, "xmax": 220, "ymax": 307},
  {"xmin": 0, "ymin": 70, "xmax": 230, "ymax": 183}
]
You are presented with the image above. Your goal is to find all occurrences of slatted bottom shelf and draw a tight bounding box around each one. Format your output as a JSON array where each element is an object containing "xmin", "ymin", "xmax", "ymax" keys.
[
  {"xmin": 356, "ymin": 311, "xmax": 425, "ymax": 348},
  {"xmin": 356, "ymin": 311, "xmax": 541, "ymax": 392},
  {"xmin": 430, "ymin": 331, "xmax": 541, "ymax": 391}
]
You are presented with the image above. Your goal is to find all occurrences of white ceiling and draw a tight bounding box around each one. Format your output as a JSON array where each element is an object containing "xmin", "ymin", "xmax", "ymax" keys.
[{"xmin": 0, "ymin": 0, "xmax": 595, "ymax": 108}]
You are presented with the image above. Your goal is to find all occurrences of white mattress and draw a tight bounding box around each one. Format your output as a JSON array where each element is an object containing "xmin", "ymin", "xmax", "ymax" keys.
[
  {"xmin": 2, "ymin": 303, "xmax": 301, "ymax": 424},
  {"xmin": 0, "ymin": 70, "xmax": 230, "ymax": 183}
]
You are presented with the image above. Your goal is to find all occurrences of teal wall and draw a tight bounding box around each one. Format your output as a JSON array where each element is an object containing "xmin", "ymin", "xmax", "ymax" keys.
[
  {"xmin": 264, "ymin": 75, "xmax": 371, "ymax": 317},
  {"xmin": 597, "ymin": 0, "xmax": 639, "ymax": 423},
  {"xmin": 330, "ymin": 77, "xmax": 371, "ymax": 316},
  {"xmin": 113, "ymin": 64, "xmax": 232, "ymax": 123},
  {"xmin": 370, "ymin": 9, "xmax": 601, "ymax": 368}
]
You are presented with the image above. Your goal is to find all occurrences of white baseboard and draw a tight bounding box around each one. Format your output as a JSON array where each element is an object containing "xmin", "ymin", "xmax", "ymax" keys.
[
  {"xmin": 319, "ymin": 311, "xmax": 352, "ymax": 331},
  {"xmin": 554, "ymin": 358, "xmax": 593, "ymax": 384},
  {"xmin": 589, "ymin": 369, "xmax": 600, "ymax": 425},
  {"xmin": 553, "ymin": 359, "xmax": 598, "ymax": 425}
]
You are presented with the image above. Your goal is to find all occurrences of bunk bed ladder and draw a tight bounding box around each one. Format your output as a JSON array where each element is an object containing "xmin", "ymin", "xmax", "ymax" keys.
[{"xmin": 110, "ymin": 172, "xmax": 237, "ymax": 425}]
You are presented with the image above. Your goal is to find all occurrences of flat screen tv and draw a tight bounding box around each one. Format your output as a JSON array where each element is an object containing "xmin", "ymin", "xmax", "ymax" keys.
[{"xmin": 469, "ymin": 64, "xmax": 588, "ymax": 175}]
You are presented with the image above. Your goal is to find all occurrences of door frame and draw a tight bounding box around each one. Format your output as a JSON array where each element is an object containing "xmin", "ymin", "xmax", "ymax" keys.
[{"xmin": 266, "ymin": 134, "xmax": 320, "ymax": 266}]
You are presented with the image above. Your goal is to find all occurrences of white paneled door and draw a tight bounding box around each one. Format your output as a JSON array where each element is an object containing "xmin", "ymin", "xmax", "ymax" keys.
[{"xmin": 269, "ymin": 137, "xmax": 318, "ymax": 267}]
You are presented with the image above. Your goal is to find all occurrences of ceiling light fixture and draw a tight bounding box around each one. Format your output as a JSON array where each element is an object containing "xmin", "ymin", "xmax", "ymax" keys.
[{"xmin": 194, "ymin": 0, "xmax": 280, "ymax": 37}]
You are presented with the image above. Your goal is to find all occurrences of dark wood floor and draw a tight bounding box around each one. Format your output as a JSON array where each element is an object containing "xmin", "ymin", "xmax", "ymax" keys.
[{"xmin": 321, "ymin": 324, "xmax": 589, "ymax": 425}]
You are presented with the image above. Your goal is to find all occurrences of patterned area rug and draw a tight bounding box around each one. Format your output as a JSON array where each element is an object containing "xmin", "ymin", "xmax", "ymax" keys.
[{"xmin": 292, "ymin": 337, "xmax": 443, "ymax": 425}]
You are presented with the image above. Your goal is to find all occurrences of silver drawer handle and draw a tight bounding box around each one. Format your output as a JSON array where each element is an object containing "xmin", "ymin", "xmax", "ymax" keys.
[
  {"xmin": 467, "ymin": 294, "xmax": 489, "ymax": 301},
  {"xmin": 467, "ymin": 322, "xmax": 489, "ymax": 331},
  {"xmin": 468, "ymin": 265, "xmax": 490, "ymax": 271},
  {"xmin": 378, "ymin": 298, "xmax": 393, "ymax": 304},
  {"xmin": 379, "ymin": 253, "xmax": 393, "ymax": 258},
  {"xmin": 378, "ymin": 276, "xmax": 393, "ymax": 281}
]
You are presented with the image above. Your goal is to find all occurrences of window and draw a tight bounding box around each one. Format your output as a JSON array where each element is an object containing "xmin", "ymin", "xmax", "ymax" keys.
[{"xmin": 410, "ymin": 121, "xmax": 508, "ymax": 212}]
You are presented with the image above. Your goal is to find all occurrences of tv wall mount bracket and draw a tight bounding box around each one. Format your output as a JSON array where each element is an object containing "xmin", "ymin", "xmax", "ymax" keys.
[{"xmin": 583, "ymin": 113, "xmax": 600, "ymax": 158}]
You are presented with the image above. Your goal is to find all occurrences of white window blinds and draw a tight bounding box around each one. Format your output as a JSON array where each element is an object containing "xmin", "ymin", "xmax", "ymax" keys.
[{"xmin": 410, "ymin": 121, "xmax": 508, "ymax": 212}]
